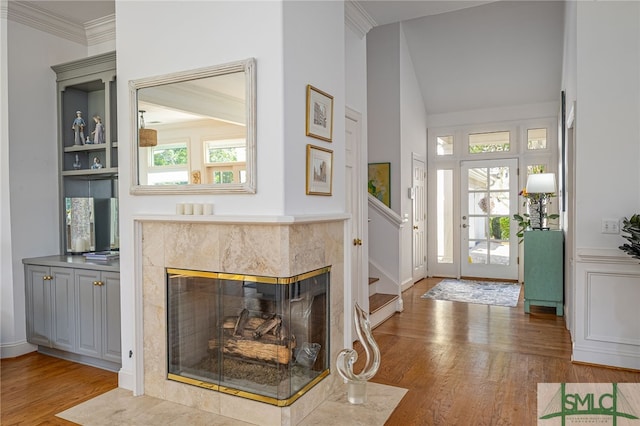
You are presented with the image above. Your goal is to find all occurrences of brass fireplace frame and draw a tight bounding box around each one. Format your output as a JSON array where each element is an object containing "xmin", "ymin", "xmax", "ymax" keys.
[{"xmin": 166, "ymin": 266, "xmax": 331, "ymax": 407}]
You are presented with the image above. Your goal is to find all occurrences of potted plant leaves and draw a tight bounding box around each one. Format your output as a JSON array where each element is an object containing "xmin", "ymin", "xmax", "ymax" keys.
[{"xmin": 619, "ymin": 214, "xmax": 640, "ymax": 262}]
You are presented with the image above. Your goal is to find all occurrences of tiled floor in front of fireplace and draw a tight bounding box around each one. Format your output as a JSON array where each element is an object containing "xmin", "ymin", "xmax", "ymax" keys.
[{"xmin": 57, "ymin": 382, "xmax": 407, "ymax": 425}]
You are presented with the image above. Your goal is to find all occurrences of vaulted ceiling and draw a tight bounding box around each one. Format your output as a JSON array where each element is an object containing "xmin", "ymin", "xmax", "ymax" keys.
[
  {"xmin": 15, "ymin": 0, "xmax": 565, "ymax": 117},
  {"xmin": 359, "ymin": 0, "xmax": 565, "ymax": 116}
]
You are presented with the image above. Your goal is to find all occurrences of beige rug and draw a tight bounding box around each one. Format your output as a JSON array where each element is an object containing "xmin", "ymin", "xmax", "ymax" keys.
[{"xmin": 57, "ymin": 382, "xmax": 407, "ymax": 426}]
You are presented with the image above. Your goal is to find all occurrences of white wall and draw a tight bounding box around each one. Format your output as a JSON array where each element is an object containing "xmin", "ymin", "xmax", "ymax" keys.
[
  {"xmin": 345, "ymin": 25, "xmax": 368, "ymax": 116},
  {"xmin": 367, "ymin": 23, "xmax": 401, "ymax": 212},
  {"xmin": 568, "ymin": 0, "xmax": 640, "ymax": 370},
  {"xmin": 283, "ymin": 1, "xmax": 345, "ymax": 214},
  {"xmin": 399, "ymin": 24, "xmax": 427, "ymax": 284},
  {"xmin": 345, "ymin": 18, "xmax": 370, "ymax": 341},
  {"xmin": 1, "ymin": 16, "xmax": 88, "ymax": 357},
  {"xmin": 575, "ymin": 1, "xmax": 640, "ymax": 246}
]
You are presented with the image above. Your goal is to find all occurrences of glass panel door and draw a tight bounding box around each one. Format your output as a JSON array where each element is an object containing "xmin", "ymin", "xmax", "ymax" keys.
[{"xmin": 460, "ymin": 159, "xmax": 518, "ymax": 280}]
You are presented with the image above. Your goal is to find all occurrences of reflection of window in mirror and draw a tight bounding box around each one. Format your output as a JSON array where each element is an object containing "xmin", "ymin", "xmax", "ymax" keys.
[
  {"xmin": 146, "ymin": 142, "xmax": 189, "ymax": 185},
  {"xmin": 204, "ymin": 139, "xmax": 246, "ymax": 184},
  {"xmin": 130, "ymin": 58, "xmax": 256, "ymax": 194}
]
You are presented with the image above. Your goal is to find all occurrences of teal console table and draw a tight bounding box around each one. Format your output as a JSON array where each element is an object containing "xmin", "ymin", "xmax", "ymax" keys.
[{"xmin": 523, "ymin": 230, "xmax": 564, "ymax": 316}]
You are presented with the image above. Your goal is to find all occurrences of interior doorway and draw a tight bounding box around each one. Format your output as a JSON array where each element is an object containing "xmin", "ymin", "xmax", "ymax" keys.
[
  {"xmin": 412, "ymin": 154, "xmax": 427, "ymax": 282},
  {"xmin": 346, "ymin": 107, "xmax": 365, "ymax": 342}
]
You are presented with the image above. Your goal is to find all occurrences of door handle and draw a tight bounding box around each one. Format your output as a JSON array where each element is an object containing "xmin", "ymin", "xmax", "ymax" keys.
[
  {"xmin": 413, "ymin": 226, "xmax": 418, "ymax": 230},
  {"xmin": 462, "ymin": 224, "xmax": 468, "ymax": 228},
  {"xmin": 353, "ymin": 238, "xmax": 362, "ymax": 246}
]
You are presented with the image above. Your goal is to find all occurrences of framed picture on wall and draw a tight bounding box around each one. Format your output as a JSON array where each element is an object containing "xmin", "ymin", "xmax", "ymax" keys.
[
  {"xmin": 306, "ymin": 144, "xmax": 333, "ymax": 195},
  {"xmin": 305, "ymin": 85, "xmax": 334, "ymax": 142},
  {"xmin": 368, "ymin": 162, "xmax": 391, "ymax": 207}
]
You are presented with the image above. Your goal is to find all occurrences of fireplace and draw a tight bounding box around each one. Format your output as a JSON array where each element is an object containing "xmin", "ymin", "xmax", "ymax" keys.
[
  {"xmin": 139, "ymin": 219, "xmax": 346, "ymax": 425},
  {"xmin": 166, "ymin": 267, "xmax": 330, "ymax": 406}
]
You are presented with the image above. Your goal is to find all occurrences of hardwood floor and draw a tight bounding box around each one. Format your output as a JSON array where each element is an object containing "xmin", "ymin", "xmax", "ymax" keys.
[
  {"xmin": 1, "ymin": 277, "xmax": 638, "ymax": 425},
  {"xmin": 1, "ymin": 352, "xmax": 117, "ymax": 425},
  {"xmin": 359, "ymin": 277, "xmax": 640, "ymax": 425}
]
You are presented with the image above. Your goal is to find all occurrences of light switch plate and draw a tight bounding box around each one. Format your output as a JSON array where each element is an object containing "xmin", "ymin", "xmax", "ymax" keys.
[{"xmin": 601, "ymin": 218, "xmax": 620, "ymax": 234}]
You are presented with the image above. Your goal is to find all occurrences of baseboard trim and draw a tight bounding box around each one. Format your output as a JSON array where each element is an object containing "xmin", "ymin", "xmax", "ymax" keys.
[
  {"xmin": 572, "ymin": 344, "xmax": 640, "ymax": 371},
  {"xmin": 118, "ymin": 369, "xmax": 135, "ymax": 391},
  {"xmin": 0, "ymin": 341, "xmax": 37, "ymax": 359},
  {"xmin": 38, "ymin": 346, "xmax": 121, "ymax": 372}
]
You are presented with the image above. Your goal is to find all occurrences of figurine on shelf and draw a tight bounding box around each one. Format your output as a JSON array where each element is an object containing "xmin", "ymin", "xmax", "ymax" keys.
[
  {"xmin": 72, "ymin": 111, "xmax": 86, "ymax": 145},
  {"xmin": 91, "ymin": 157, "xmax": 103, "ymax": 170},
  {"xmin": 92, "ymin": 115, "xmax": 105, "ymax": 144},
  {"xmin": 73, "ymin": 154, "xmax": 81, "ymax": 169}
]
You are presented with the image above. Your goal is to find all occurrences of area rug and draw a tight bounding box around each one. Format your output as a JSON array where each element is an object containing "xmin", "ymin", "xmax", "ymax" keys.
[{"xmin": 421, "ymin": 279, "xmax": 521, "ymax": 307}]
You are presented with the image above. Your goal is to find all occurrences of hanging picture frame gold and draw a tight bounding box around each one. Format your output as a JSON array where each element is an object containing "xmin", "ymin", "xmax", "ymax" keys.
[
  {"xmin": 306, "ymin": 144, "xmax": 333, "ymax": 195},
  {"xmin": 305, "ymin": 85, "xmax": 333, "ymax": 142}
]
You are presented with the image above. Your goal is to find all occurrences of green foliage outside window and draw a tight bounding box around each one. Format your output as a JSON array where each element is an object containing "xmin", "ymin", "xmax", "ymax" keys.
[
  {"xmin": 153, "ymin": 147, "xmax": 188, "ymax": 166},
  {"xmin": 490, "ymin": 216, "xmax": 511, "ymax": 240},
  {"xmin": 469, "ymin": 143, "xmax": 510, "ymax": 154},
  {"xmin": 208, "ymin": 148, "xmax": 239, "ymax": 163}
]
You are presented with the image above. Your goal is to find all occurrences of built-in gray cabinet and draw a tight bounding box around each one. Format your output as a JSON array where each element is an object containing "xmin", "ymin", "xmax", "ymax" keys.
[
  {"xmin": 25, "ymin": 264, "xmax": 75, "ymax": 351},
  {"xmin": 75, "ymin": 269, "xmax": 121, "ymax": 364},
  {"xmin": 24, "ymin": 256, "xmax": 120, "ymax": 372}
]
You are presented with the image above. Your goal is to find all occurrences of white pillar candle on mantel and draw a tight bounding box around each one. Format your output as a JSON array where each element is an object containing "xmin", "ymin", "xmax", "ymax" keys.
[
  {"xmin": 193, "ymin": 203, "xmax": 203, "ymax": 215},
  {"xmin": 203, "ymin": 203, "xmax": 214, "ymax": 215},
  {"xmin": 183, "ymin": 203, "xmax": 193, "ymax": 215},
  {"xmin": 176, "ymin": 203, "xmax": 185, "ymax": 215}
]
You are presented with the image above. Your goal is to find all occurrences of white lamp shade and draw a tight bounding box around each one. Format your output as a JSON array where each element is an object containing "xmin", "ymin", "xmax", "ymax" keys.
[{"xmin": 526, "ymin": 173, "xmax": 556, "ymax": 193}]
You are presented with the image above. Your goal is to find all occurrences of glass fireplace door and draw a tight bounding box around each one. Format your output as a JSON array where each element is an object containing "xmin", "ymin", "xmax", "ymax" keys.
[{"xmin": 167, "ymin": 267, "xmax": 330, "ymax": 406}]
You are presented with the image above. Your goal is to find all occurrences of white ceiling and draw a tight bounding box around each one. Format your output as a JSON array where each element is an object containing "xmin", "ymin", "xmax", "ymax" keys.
[
  {"xmin": 24, "ymin": 0, "xmax": 114, "ymax": 24},
  {"xmin": 18, "ymin": 0, "xmax": 564, "ymax": 117}
]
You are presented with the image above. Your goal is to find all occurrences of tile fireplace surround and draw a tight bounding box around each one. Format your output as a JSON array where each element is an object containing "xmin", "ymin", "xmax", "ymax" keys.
[{"xmin": 138, "ymin": 215, "xmax": 346, "ymax": 426}]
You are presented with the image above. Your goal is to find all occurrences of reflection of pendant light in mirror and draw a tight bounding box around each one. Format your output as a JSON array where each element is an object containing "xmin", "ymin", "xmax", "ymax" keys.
[{"xmin": 138, "ymin": 110, "xmax": 157, "ymax": 147}]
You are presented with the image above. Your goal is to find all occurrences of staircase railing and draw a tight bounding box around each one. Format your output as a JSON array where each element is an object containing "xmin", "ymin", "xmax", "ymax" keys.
[{"xmin": 367, "ymin": 194, "xmax": 406, "ymax": 293}]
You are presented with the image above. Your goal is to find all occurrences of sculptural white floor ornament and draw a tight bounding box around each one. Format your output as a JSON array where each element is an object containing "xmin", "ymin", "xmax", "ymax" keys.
[{"xmin": 57, "ymin": 382, "xmax": 407, "ymax": 426}]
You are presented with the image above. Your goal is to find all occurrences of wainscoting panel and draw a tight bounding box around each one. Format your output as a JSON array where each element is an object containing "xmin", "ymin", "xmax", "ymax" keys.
[
  {"xmin": 586, "ymin": 272, "xmax": 640, "ymax": 345},
  {"xmin": 573, "ymin": 249, "xmax": 640, "ymax": 370}
]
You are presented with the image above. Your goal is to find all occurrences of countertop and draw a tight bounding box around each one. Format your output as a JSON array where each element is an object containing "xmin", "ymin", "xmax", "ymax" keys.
[{"xmin": 23, "ymin": 254, "xmax": 119, "ymax": 272}]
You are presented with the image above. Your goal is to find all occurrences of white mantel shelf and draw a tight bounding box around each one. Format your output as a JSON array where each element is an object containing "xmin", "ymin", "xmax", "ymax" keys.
[{"xmin": 133, "ymin": 213, "xmax": 350, "ymax": 225}]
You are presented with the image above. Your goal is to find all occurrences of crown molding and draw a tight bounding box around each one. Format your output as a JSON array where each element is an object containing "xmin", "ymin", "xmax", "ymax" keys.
[
  {"xmin": 6, "ymin": 1, "xmax": 115, "ymax": 46},
  {"xmin": 345, "ymin": 0, "xmax": 376, "ymax": 39},
  {"xmin": 85, "ymin": 14, "xmax": 115, "ymax": 46},
  {"xmin": 7, "ymin": 1, "xmax": 85, "ymax": 44},
  {"xmin": 1, "ymin": 2, "xmax": 8, "ymax": 21}
]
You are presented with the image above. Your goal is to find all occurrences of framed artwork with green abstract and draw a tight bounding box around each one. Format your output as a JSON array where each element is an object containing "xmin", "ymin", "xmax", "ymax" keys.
[{"xmin": 368, "ymin": 162, "xmax": 390, "ymax": 207}]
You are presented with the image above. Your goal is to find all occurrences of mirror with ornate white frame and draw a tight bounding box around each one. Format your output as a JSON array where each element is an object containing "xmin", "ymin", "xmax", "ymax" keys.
[{"xmin": 129, "ymin": 58, "xmax": 256, "ymax": 194}]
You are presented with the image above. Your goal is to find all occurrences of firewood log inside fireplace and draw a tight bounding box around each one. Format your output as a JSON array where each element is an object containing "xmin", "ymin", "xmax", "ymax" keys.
[{"xmin": 210, "ymin": 311, "xmax": 295, "ymax": 364}]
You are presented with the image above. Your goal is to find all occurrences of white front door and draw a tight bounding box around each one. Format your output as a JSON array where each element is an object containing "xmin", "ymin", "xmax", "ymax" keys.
[
  {"xmin": 412, "ymin": 154, "xmax": 427, "ymax": 282},
  {"xmin": 460, "ymin": 159, "xmax": 518, "ymax": 280}
]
